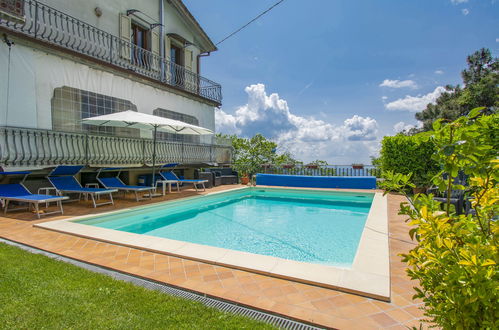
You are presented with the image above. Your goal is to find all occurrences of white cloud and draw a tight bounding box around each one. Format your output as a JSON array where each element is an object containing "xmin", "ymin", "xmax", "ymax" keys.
[
  {"xmin": 393, "ymin": 121, "xmax": 423, "ymax": 134},
  {"xmin": 462, "ymin": 8, "xmax": 470, "ymax": 15},
  {"xmin": 216, "ymin": 83, "xmax": 380, "ymax": 164},
  {"xmin": 435, "ymin": 70, "xmax": 444, "ymax": 75},
  {"xmin": 215, "ymin": 109, "xmax": 240, "ymax": 135},
  {"xmin": 451, "ymin": 0, "xmax": 468, "ymax": 4},
  {"xmin": 379, "ymin": 79, "xmax": 418, "ymax": 89},
  {"xmin": 343, "ymin": 115, "xmax": 378, "ymax": 141},
  {"xmin": 385, "ymin": 86, "xmax": 446, "ymax": 112},
  {"xmin": 381, "ymin": 96, "xmax": 388, "ymax": 101}
]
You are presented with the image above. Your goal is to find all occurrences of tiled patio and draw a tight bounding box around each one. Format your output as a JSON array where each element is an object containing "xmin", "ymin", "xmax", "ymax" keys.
[{"xmin": 0, "ymin": 185, "xmax": 427, "ymax": 329}]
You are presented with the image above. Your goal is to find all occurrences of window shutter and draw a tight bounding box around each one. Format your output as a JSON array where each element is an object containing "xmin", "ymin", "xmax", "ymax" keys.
[
  {"xmin": 184, "ymin": 49, "xmax": 194, "ymax": 90},
  {"xmin": 164, "ymin": 36, "xmax": 171, "ymax": 82},
  {"xmin": 119, "ymin": 14, "xmax": 131, "ymax": 59},
  {"xmin": 164, "ymin": 35, "xmax": 171, "ymax": 60},
  {"xmin": 150, "ymin": 30, "xmax": 160, "ymax": 71},
  {"xmin": 151, "ymin": 30, "xmax": 160, "ymax": 56},
  {"xmin": 184, "ymin": 49, "xmax": 193, "ymax": 71}
]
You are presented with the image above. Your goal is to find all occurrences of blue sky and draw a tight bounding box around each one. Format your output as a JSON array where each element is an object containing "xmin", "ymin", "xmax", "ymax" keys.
[{"xmin": 185, "ymin": 0, "xmax": 498, "ymax": 164}]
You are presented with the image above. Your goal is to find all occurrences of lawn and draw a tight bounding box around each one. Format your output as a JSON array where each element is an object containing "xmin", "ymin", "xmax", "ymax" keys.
[{"xmin": 0, "ymin": 243, "xmax": 274, "ymax": 329}]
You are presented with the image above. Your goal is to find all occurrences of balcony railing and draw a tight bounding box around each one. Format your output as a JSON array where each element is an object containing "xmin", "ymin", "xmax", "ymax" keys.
[
  {"xmin": 0, "ymin": 126, "xmax": 232, "ymax": 167},
  {"xmin": 0, "ymin": 0, "xmax": 222, "ymax": 104},
  {"xmin": 257, "ymin": 164, "xmax": 381, "ymax": 177}
]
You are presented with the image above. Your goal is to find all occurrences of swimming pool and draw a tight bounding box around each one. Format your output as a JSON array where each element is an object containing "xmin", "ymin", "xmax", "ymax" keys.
[
  {"xmin": 78, "ymin": 188, "xmax": 373, "ymax": 267},
  {"xmin": 37, "ymin": 187, "xmax": 390, "ymax": 300}
]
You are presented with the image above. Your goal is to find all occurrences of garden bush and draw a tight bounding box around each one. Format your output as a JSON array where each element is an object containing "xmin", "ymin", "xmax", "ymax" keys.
[
  {"xmin": 383, "ymin": 110, "xmax": 498, "ymax": 329},
  {"xmin": 379, "ymin": 133, "xmax": 439, "ymax": 188}
]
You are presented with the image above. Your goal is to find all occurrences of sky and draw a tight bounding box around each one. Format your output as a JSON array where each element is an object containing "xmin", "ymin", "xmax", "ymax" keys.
[{"xmin": 184, "ymin": 0, "xmax": 498, "ymax": 164}]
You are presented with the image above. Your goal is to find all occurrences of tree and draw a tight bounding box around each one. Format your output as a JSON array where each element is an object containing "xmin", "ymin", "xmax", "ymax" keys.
[
  {"xmin": 414, "ymin": 48, "xmax": 498, "ymax": 131},
  {"xmin": 222, "ymin": 133, "xmax": 297, "ymax": 177},
  {"xmin": 462, "ymin": 48, "xmax": 498, "ymax": 85}
]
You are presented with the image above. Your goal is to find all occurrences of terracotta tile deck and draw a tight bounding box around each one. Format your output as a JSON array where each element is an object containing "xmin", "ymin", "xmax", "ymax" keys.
[{"xmin": 0, "ymin": 185, "xmax": 428, "ymax": 329}]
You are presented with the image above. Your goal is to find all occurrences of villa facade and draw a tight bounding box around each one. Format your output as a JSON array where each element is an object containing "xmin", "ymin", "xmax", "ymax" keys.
[{"xmin": 0, "ymin": 0, "xmax": 231, "ymax": 170}]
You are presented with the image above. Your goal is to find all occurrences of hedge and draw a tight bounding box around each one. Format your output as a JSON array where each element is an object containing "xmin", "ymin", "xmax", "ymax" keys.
[{"xmin": 379, "ymin": 134, "xmax": 439, "ymax": 187}]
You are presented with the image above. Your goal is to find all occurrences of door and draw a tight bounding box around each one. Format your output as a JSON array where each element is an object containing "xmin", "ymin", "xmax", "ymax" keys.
[
  {"xmin": 170, "ymin": 45, "xmax": 183, "ymax": 86},
  {"xmin": 131, "ymin": 23, "xmax": 149, "ymax": 67}
]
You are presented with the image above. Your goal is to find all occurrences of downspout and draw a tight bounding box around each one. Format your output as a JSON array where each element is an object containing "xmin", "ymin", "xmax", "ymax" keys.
[
  {"xmin": 197, "ymin": 52, "xmax": 211, "ymax": 76},
  {"xmin": 196, "ymin": 51, "xmax": 215, "ymax": 146},
  {"xmin": 2, "ymin": 34, "xmax": 14, "ymax": 126},
  {"xmin": 159, "ymin": 0, "xmax": 165, "ymax": 80}
]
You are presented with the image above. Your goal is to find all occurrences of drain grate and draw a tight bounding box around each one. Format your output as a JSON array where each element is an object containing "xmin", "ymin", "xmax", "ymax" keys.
[{"xmin": 0, "ymin": 238, "xmax": 323, "ymax": 330}]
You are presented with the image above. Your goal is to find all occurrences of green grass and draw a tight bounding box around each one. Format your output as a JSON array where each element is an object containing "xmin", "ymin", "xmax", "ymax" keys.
[{"xmin": 0, "ymin": 243, "xmax": 275, "ymax": 329}]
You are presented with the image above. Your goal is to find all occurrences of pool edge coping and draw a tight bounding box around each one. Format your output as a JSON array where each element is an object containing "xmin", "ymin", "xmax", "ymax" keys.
[{"xmin": 35, "ymin": 187, "xmax": 390, "ymax": 301}]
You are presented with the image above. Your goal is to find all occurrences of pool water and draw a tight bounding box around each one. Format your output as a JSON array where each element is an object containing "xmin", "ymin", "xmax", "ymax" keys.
[{"xmin": 77, "ymin": 188, "xmax": 373, "ymax": 267}]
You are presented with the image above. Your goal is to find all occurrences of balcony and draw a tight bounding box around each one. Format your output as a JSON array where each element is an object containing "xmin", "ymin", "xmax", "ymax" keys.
[
  {"xmin": 0, "ymin": 126, "xmax": 232, "ymax": 168},
  {"xmin": 0, "ymin": 0, "xmax": 222, "ymax": 105}
]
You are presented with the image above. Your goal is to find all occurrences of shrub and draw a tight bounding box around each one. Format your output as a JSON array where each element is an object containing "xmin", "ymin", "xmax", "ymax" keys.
[
  {"xmin": 379, "ymin": 134, "xmax": 440, "ymax": 187},
  {"xmin": 383, "ymin": 110, "xmax": 498, "ymax": 329}
]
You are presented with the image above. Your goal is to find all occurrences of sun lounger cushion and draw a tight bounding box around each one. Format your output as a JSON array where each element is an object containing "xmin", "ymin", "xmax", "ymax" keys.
[
  {"xmin": 0, "ymin": 183, "xmax": 68, "ymax": 219},
  {"xmin": 99, "ymin": 177, "xmax": 153, "ymax": 190},
  {"xmin": 0, "ymin": 184, "xmax": 64, "ymax": 201},
  {"xmin": 160, "ymin": 171, "xmax": 205, "ymax": 183},
  {"xmin": 49, "ymin": 165, "xmax": 85, "ymax": 176},
  {"xmin": 176, "ymin": 179, "xmax": 206, "ymax": 183},
  {"xmin": 49, "ymin": 176, "xmax": 114, "ymax": 193}
]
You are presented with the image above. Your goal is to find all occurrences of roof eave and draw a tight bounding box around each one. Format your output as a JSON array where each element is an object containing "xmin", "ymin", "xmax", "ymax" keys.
[{"xmin": 168, "ymin": 0, "xmax": 218, "ymax": 53}]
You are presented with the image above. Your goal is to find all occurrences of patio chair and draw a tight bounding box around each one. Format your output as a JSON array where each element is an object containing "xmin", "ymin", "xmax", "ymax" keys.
[
  {"xmin": 428, "ymin": 172, "xmax": 468, "ymax": 215},
  {"xmin": 96, "ymin": 168, "xmax": 155, "ymax": 201},
  {"xmin": 0, "ymin": 171, "xmax": 68, "ymax": 218},
  {"xmin": 429, "ymin": 189, "xmax": 465, "ymax": 214},
  {"xmin": 158, "ymin": 163, "xmax": 208, "ymax": 192},
  {"xmin": 48, "ymin": 165, "xmax": 117, "ymax": 208},
  {"xmin": 204, "ymin": 167, "xmax": 238, "ymax": 185}
]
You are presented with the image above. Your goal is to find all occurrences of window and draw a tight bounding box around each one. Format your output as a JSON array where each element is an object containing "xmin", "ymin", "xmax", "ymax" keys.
[
  {"xmin": 170, "ymin": 44, "xmax": 182, "ymax": 66},
  {"xmin": 52, "ymin": 87, "xmax": 139, "ymax": 137},
  {"xmin": 119, "ymin": 14, "xmax": 159, "ymax": 68},
  {"xmin": 131, "ymin": 22, "xmax": 150, "ymax": 66},
  {"xmin": 153, "ymin": 108, "xmax": 200, "ymax": 143},
  {"xmin": 131, "ymin": 23, "xmax": 149, "ymax": 50},
  {"xmin": 169, "ymin": 44, "xmax": 184, "ymax": 86}
]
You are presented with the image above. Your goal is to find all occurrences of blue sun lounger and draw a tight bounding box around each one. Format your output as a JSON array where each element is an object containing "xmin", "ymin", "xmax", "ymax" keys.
[
  {"xmin": 158, "ymin": 163, "xmax": 207, "ymax": 192},
  {"xmin": 48, "ymin": 165, "xmax": 117, "ymax": 208},
  {"xmin": 97, "ymin": 168, "xmax": 155, "ymax": 201},
  {"xmin": 0, "ymin": 171, "xmax": 68, "ymax": 218}
]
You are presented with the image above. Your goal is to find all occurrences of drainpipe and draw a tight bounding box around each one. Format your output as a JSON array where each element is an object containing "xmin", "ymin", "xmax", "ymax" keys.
[
  {"xmin": 159, "ymin": 0, "xmax": 165, "ymax": 80},
  {"xmin": 2, "ymin": 34, "xmax": 14, "ymax": 126},
  {"xmin": 197, "ymin": 51, "xmax": 213, "ymax": 145},
  {"xmin": 197, "ymin": 52, "xmax": 210, "ymax": 76}
]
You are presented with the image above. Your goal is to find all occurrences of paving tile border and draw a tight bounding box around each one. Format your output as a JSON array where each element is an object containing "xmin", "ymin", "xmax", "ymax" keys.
[
  {"xmin": 36, "ymin": 187, "xmax": 390, "ymax": 300},
  {"xmin": 0, "ymin": 186, "xmax": 428, "ymax": 329}
]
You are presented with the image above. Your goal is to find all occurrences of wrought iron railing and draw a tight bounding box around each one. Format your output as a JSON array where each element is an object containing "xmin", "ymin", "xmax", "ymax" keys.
[
  {"xmin": 257, "ymin": 164, "xmax": 381, "ymax": 177},
  {"xmin": 0, "ymin": 126, "xmax": 232, "ymax": 167},
  {"xmin": 0, "ymin": 0, "xmax": 222, "ymax": 104}
]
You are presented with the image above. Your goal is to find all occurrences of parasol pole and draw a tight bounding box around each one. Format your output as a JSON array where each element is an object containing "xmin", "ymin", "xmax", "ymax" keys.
[{"xmin": 151, "ymin": 125, "xmax": 158, "ymax": 187}]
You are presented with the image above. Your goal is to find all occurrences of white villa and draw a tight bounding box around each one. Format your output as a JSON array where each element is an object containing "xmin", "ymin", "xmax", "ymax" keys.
[{"xmin": 0, "ymin": 0, "xmax": 231, "ymax": 175}]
